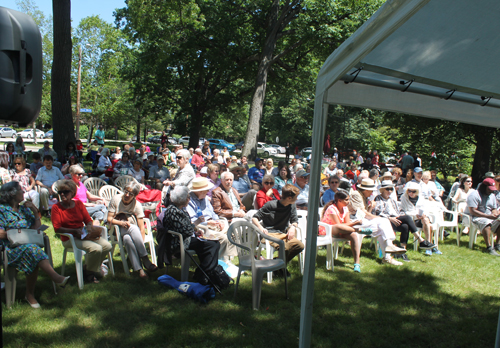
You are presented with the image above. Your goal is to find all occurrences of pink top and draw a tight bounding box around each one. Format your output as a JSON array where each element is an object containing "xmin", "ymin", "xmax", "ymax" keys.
[
  {"xmin": 74, "ymin": 181, "xmax": 88, "ymax": 203},
  {"xmin": 319, "ymin": 204, "xmax": 348, "ymax": 235}
]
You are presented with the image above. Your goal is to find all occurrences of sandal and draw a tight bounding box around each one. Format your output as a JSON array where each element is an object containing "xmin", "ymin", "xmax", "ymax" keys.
[
  {"xmin": 145, "ymin": 263, "xmax": 158, "ymax": 273},
  {"xmin": 138, "ymin": 269, "xmax": 148, "ymax": 279}
]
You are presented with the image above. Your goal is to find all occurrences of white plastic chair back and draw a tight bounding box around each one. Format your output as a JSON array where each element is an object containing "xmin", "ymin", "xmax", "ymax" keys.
[
  {"xmin": 115, "ymin": 175, "xmax": 137, "ymax": 191},
  {"xmin": 99, "ymin": 185, "xmax": 122, "ymax": 205},
  {"xmin": 83, "ymin": 177, "xmax": 107, "ymax": 196}
]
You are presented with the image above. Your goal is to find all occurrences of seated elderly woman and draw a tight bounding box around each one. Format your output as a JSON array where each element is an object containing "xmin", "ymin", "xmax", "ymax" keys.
[
  {"xmin": 264, "ymin": 158, "xmax": 274, "ymax": 176},
  {"xmin": 128, "ymin": 160, "xmax": 146, "ymax": 184},
  {"xmin": 107, "ymin": 181, "xmax": 157, "ymax": 278},
  {"xmin": 212, "ymin": 149, "xmax": 224, "ymax": 165},
  {"xmin": 373, "ymin": 180, "xmax": 435, "ymax": 261},
  {"xmin": 400, "ymin": 182, "xmax": 443, "ymax": 256},
  {"xmin": 185, "ymin": 177, "xmax": 237, "ymax": 262},
  {"xmin": 51, "ymin": 180, "xmax": 112, "ymax": 284},
  {"xmin": 319, "ymin": 189, "xmax": 362, "ymax": 272},
  {"xmin": 113, "ymin": 152, "xmax": 133, "ymax": 179},
  {"xmin": 10, "ymin": 156, "xmax": 40, "ymax": 209},
  {"xmin": 348, "ymin": 178, "xmax": 406, "ymax": 266},
  {"xmin": 256, "ymin": 174, "xmax": 281, "ymax": 209},
  {"xmin": 0, "ymin": 181, "xmax": 69, "ymax": 308},
  {"xmin": 206, "ymin": 164, "xmax": 221, "ymax": 198},
  {"xmin": 69, "ymin": 165, "xmax": 108, "ymax": 225},
  {"xmin": 97, "ymin": 148, "xmax": 112, "ymax": 174},
  {"xmin": 159, "ymin": 185, "xmax": 220, "ymax": 282},
  {"xmin": 162, "ymin": 149, "xmax": 195, "ymax": 189}
]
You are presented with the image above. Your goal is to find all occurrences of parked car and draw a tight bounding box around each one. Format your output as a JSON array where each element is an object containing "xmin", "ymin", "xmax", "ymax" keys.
[
  {"xmin": 300, "ymin": 147, "xmax": 312, "ymax": 157},
  {"xmin": 268, "ymin": 144, "xmax": 285, "ymax": 154},
  {"xmin": 44, "ymin": 130, "xmax": 53, "ymax": 139},
  {"xmin": 18, "ymin": 128, "xmax": 44, "ymax": 139},
  {"xmin": 0, "ymin": 127, "xmax": 17, "ymax": 138},
  {"xmin": 179, "ymin": 136, "xmax": 206, "ymax": 147},
  {"xmin": 207, "ymin": 138, "xmax": 236, "ymax": 151},
  {"xmin": 168, "ymin": 137, "xmax": 178, "ymax": 145},
  {"xmin": 235, "ymin": 141, "xmax": 244, "ymax": 150},
  {"xmin": 257, "ymin": 142, "xmax": 277, "ymax": 157},
  {"xmin": 148, "ymin": 136, "xmax": 161, "ymax": 144}
]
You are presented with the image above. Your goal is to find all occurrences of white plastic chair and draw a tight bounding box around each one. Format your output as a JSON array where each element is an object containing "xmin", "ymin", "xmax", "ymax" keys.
[
  {"xmin": 459, "ymin": 213, "xmax": 491, "ymax": 249},
  {"xmin": 315, "ymin": 222, "xmax": 349, "ymax": 272},
  {"xmin": 434, "ymin": 209, "xmax": 459, "ymax": 244},
  {"xmin": 227, "ymin": 220, "xmax": 288, "ymax": 310},
  {"xmin": 167, "ymin": 230, "xmax": 196, "ymax": 282},
  {"xmin": 114, "ymin": 175, "xmax": 138, "ymax": 191},
  {"xmin": 60, "ymin": 226, "xmax": 115, "ymax": 289},
  {"xmin": 83, "ymin": 177, "xmax": 107, "ymax": 196},
  {"xmin": 2, "ymin": 233, "xmax": 57, "ymax": 307},
  {"xmin": 109, "ymin": 218, "xmax": 156, "ymax": 276},
  {"xmin": 98, "ymin": 185, "xmax": 122, "ymax": 205}
]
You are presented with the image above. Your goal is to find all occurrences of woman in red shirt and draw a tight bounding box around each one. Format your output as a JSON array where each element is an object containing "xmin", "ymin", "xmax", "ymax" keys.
[
  {"xmin": 256, "ymin": 174, "xmax": 281, "ymax": 209},
  {"xmin": 51, "ymin": 180, "xmax": 112, "ymax": 284}
]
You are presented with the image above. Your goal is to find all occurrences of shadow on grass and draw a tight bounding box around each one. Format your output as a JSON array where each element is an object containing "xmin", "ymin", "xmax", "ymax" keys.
[{"xmin": 3, "ymin": 241, "xmax": 499, "ymax": 348}]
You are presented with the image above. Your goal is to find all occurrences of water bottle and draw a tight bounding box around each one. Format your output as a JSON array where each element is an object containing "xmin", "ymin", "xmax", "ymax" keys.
[{"xmin": 197, "ymin": 208, "xmax": 204, "ymax": 222}]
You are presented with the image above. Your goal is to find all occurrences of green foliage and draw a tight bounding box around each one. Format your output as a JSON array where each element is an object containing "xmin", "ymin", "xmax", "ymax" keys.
[
  {"xmin": 105, "ymin": 129, "xmax": 128, "ymax": 141},
  {"xmin": 78, "ymin": 124, "xmax": 89, "ymax": 139}
]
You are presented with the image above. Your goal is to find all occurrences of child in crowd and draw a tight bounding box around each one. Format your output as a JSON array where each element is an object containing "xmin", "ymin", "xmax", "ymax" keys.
[
  {"xmin": 88, "ymin": 140, "xmax": 99, "ymax": 152},
  {"xmin": 30, "ymin": 152, "xmax": 43, "ymax": 177}
]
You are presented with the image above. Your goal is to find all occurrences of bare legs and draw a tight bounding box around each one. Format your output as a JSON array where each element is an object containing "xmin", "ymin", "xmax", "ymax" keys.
[
  {"xmin": 25, "ymin": 259, "xmax": 66, "ymax": 304},
  {"xmin": 331, "ymin": 225, "xmax": 361, "ymax": 265}
]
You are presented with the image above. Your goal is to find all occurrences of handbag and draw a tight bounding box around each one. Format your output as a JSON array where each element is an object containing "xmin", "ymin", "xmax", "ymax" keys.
[{"xmin": 7, "ymin": 229, "xmax": 44, "ymax": 248}]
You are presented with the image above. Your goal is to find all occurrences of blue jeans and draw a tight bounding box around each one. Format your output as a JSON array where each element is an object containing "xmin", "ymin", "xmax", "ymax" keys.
[{"xmin": 86, "ymin": 204, "xmax": 108, "ymax": 221}]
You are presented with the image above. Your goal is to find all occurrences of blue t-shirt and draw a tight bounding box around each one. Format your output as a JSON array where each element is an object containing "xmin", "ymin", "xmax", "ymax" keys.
[
  {"xmin": 322, "ymin": 189, "xmax": 336, "ymax": 205},
  {"xmin": 248, "ymin": 167, "xmax": 265, "ymax": 184}
]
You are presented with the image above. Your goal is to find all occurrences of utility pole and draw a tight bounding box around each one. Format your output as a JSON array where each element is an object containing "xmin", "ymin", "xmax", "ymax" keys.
[{"xmin": 75, "ymin": 46, "xmax": 82, "ymax": 140}]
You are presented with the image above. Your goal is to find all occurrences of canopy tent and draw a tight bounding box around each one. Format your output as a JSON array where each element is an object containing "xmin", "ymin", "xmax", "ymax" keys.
[{"xmin": 299, "ymin": 0, "xmax": 500, "ymax": 346}]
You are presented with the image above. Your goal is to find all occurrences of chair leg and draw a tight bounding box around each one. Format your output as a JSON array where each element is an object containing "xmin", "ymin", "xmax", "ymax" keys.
[
  {"xmin": 234, "ymin": 266, "xmax": 243, "ymax": 297},
  {"xmin": 266, "ymin": 244, "xmax": 274, "ymax": 284},
  {"xmin": 284, "ymin": 266, "xmax": 288, "ymax": 300},
  {"xmin": 326, "ymin": 243, "xmax": 333, "ymax": 271},
  {"xmin": 252, "ymin": 271, "xmax": 264, "ymax": 310},
  {"xmin": 74, "ymin": 250, "xmax": 84, "ymax": 290},
  {"xmin": 181, "ymin": 252, "xmax": 192, "ymax": 282},
  {"xmin": 107, "ymin": 252, "xmax": 115, "ymax": 276},
  {"xmin": 118, "ymin": 242, "xmax": 130, "ymax": 277},
  {"xmin": 61, "ymin": 249, "xmax": 67, "ymax": 276},
  {"xmin": 149, "ymin": 241, "xmax": 157, "ymax": 265},
  {"xmin": 5, "ymin": 267, "xmax": 17, "ymax": 308}
]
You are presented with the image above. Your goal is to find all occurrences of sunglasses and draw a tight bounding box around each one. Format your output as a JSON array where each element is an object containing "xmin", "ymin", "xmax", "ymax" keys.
[
  {"xmin": 14, "ymin": 163, "xmax": 22, "ymax": 166},
  {"xmin": 76, "ymin": 173, "xmax": 84, "ymax": 176},
  {"xmin": 330, "ymin": 181, "xmax": 339, "ymax": 184},
  {"xmin": 264, "ymin": 182, "xmax": 275, "ymax": 185},
  {"xmin": 384, "ymin": 188, "xmax": 394, "ymax": 191},
  {"xmin": 408, "ymin": 190, "xmax": 417, "ymax": 193},
  {"xmin": 59, "ymin": 190, "xmax": 72, "ymax": 196}
]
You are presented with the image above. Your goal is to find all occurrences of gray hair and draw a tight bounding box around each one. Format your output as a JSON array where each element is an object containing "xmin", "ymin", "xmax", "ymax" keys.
[
  {"xmin": 262, "ymin": 174, "xmax": 274, "ymax": 183},
  {"xmin": 213, "ymin": 149, "xmax": 220, "ymax": 155},
  {"xmin": 69, "ymin": 164, "xmax": 84, "ymax": 174},
  {"xmin": 125, "ymin": 181, "xmax": 141, "ymax": 196},
  {"xmin": 170, "ymin": 186, "xmax": 189, "ymax": 206},
  {"xmin": 101, "ymin": 148, "xmax": 110, "ymax": 157},
  {"xmin": 0, "ymin": 181, "xmax": 22, "ymax": 205},
  {"xmin": 176, "ymin": 149, "xmax": 190, "ymax": 160},
  {"xmin": 220, "ymin": 171, "xmax": 233, "ymax": 180}
]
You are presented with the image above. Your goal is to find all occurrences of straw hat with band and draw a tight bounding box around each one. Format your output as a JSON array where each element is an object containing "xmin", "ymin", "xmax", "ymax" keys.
[
  {"xmin": 357, "ymin": 178, "xmax": 377, "ymax": 191},
  {"xmin": 188, "ymin": 177, "xmax": 215, "ymax": 192},
  {"xmin": 379, "ymin": 180, "xmax": 395, "ymax": 190}
]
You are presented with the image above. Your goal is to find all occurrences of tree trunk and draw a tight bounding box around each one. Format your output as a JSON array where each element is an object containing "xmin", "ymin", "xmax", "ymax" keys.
[
  {"xmin": 188, "ymin": 107, "xmax": 204, "ymax": 150},
  {"xmin": 242, "ymin": 0, "xmax": 281, "ymax": 160},
  {"xmin": 136, "ymin": 113, "xmax": 141, "ymax": 143},
  {"xmin": 51, "ymin": 0, "xmax": 75, "ymax": 160},
  {"xmin": 471, "ymin": 126, "xmax": 493, "ymax": 184}
]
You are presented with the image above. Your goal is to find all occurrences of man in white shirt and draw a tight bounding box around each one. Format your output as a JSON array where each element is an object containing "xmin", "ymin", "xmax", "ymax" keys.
[{"xmin": 294, "ymin": 169, "xmax": 310, "ymax": 210}]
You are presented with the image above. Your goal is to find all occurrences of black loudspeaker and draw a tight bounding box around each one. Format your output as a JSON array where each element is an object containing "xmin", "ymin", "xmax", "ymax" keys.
[{"xmin": 0, "ymin": 6, "xmax": 42, "ymax": 126}]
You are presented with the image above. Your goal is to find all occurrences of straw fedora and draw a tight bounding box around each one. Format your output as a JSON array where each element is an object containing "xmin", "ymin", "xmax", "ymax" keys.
[
  {"xmin": 379, "ymin": 180, "xmax": 395, "ymax": 189},
  {"xmin": 358, "ymin": 178, "xmax": 377, "ymax": 190},
  {"xmin": 188, "ymin": 177, "xmax": 214, "ymax": 192}
]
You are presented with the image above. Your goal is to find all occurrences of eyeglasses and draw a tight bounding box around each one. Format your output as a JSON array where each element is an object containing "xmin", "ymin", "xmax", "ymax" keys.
[
  {"xmin": 124, "ymin": 190, "xmax": 136, "ymax": 197},
  {"xmin": 14, "ymin": 163, "xmax": 22, "ymax": 166},
  {"xmin": 264, "ymin": 182, "xmax": 275, "ymax": 185},
  {"xmin": 330, "ymin": 181, "xmax": 339, "ymax": 184},
  {"xmin": 59, "ymin": 190, "xmax": 72, "ymax": 196},
  {"xmin": 407, "ymin": 190, "xmax": 417, "ymax": 193}
]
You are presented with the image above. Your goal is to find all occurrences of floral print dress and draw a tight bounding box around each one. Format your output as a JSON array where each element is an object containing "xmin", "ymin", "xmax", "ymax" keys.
[{"xmin": 0, "ymin": 205, "xmax": 47, "ymax": 274}]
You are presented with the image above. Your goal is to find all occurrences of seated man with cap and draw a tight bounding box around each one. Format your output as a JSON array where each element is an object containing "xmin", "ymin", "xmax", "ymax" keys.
[
  {"xmin": 349, "ymin": 178, "xmax": 407, "ymax": 266},
  {"xmin": 186, "ymin": 177, "xmax": 237, "ymax": 262},
  {"xmin": 252, "ymin": 184, "xmax": 304, "ymax": 274},
  {"xmin": 229, "ymin": 163, "xmax": 257, "ymax": 211},
  {"xmin": 247, "ymin": 158, "xmax": 265, "ymax": 190},
  {"xmin": 294, "ymin": 169, "xmax": 310, "ymax": 210},
  {"xmin": 465, "ymin": 178, "xmax": 500, "ymax": 256},
  {"xmin": 211, "ymin": 171, "xmax": 246, "ymax": 222},
  {"xmin": 403, "ymin": 167, "xmax": 434, "ymax": 200},
  {"xmin": 373, "ymin": 180, "xmax": 435, "ymax": 261},
  {"xmin": 148, "ymin": 156, "xmax": 170, "ymax": 190}
]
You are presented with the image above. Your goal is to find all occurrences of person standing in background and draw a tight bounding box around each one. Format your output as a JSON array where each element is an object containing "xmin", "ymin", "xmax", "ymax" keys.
[{"xmin": 94, "ymin": 126, "xmax": 105, "ymax": 146}]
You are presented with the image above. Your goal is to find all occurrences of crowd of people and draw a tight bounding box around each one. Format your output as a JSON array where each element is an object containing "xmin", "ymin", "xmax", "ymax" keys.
[{"xmin": 1, "ymin": 133, "xmax": 500, "ymax": 308}]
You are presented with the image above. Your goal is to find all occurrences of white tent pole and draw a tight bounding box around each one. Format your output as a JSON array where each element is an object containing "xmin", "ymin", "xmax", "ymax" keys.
[{"xmin": 298, "ymin": 96, "xmax": 328, "ymax": 348}]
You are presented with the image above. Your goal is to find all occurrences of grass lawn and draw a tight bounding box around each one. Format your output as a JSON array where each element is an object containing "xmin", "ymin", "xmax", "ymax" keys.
[{"xmin": 2, "ymin": 220, "xmax": 500, "ymax": 347}]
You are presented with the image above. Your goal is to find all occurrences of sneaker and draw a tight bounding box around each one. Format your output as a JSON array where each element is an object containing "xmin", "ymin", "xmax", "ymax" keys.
[
  {"xmin": 432, "ymin": 247, "xmax": 443, "ymax": 255},
  {"xmin": 382, "ymin": 257, "xmax": 403, "ymax": 266},
  {"xmin": 385, "ymin": 244, "xmax": 406, "ymax": 254},
  {"xmin": 485, "ymin": 246, "xmax": 500, "ymax": 256},
  {"xmin": 419, "ymin": 240, "xmax": 435, "ymax": 250},
  {"xmin": 401, "ymin": 253, "xmax": 410, "ymax": 262},
  {"xmin": 424, "ymin": 249, "xmax": 432, "ymax": 256},
  {"xmin": 358, "ymin": 228, "xmax": 373, "ymax": 235},
  {"xmin": 494, "ymin": 244, "xmax": 500, "ymax": 252},
  {"xmin": 353, "ymin": 264, "xmax": 361, "ymax": 273}
]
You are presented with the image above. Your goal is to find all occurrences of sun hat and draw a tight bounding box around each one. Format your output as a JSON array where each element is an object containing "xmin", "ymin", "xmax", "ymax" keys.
[
  {"xmin": 406, "ymin": 181, "xmax": 420, "ymax": 193},
  {"xmin": 357, "ymin": 178, "xmax": 376, "ymax": 191},
  {"xmin": 188, "ymin": 177, "xmax": 214, "ymax": 192},
  {"xmin": 379, "ymin": 180, "xmax": 395, "ymax": 189}
]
